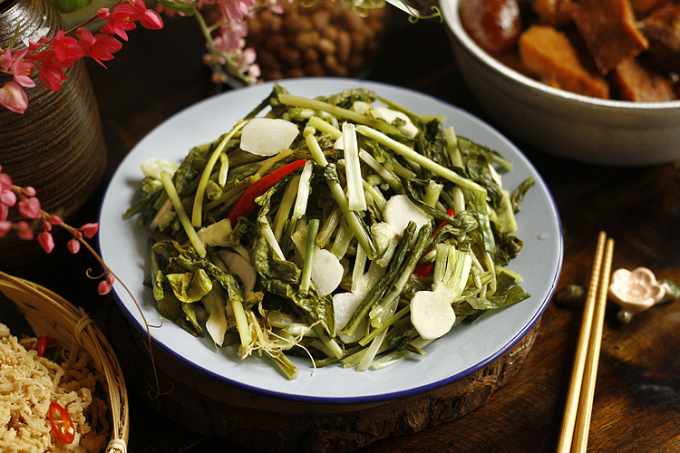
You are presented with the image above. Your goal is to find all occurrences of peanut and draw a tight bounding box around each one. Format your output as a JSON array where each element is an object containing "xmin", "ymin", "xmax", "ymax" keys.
[
  {"xmin": 317, "ymin": 38, "xmax": 337, "ymax": 55},
  {"xmin": 295, "ymin": 30, "xmax": 320, "ymax": 49},
  {"xmin": 336, "ymin": 30, "xmax": 352, "ymax": 64},
  {"xmin": 245, "ymin": 0, "xmax": 386, "ymax": 81},
  {"xmin": 321, "ymin": 25, "xmax": 339, "ymax": 42},
  {"xmin": 311, "ymin": 10, "xmax": 332, "ymax": 29}
]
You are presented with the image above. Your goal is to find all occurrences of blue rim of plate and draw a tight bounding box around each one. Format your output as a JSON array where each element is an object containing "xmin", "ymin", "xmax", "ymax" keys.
[{"xmin": 99, "ymin": 78, "xmax": 563, "ymax": 404}]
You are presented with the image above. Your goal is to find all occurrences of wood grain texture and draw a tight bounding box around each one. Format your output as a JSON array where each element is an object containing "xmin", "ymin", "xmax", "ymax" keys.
[
  {"xmin": 7, "ymin": 10, "xmax": 680, "ymax": 453},
  {"xmin": 107, "ymin": 307, "xmax": 539, "ymax": 453}
]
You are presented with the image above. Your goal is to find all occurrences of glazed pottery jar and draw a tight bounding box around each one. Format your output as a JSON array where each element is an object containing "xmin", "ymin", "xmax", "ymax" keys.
[{"xmin": 0, "ymin": 0, "xmax": 107, "ymax": 272}]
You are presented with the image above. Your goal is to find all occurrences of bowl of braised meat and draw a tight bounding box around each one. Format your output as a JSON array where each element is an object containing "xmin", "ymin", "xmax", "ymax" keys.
[{"xmin": 441, "ymin": 0, "xmax": 680, "ymax": 166}]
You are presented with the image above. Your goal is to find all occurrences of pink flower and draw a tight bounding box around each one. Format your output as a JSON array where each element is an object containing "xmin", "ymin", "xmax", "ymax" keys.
[
  {"xmin": 0, "ymin": 179, "xmax": 16, "ymax": 220},
  {"xmin": 0, "ymin": 48, "xmax": 10, "ymax": 69},
  {"xmin": 51, "ymin": 31, "xmax": 86, "ymax": 66},
  {"xmin": 101, "ymin": 0, "xmax": 164, "ymax": 37},
  {"xmin": 101, "ymin": 2, "xmax": 145, "ymax": 41},
  {"xmin": 0, "ymin": 167, "xmax": 12, "ymax": 188},
  {"xmin": 98, "ymin": 277, "xmax": 113, "ymax": 295},
  {"xmin": 15, "ymin": 221, "xmax": 33, "ymax": 241},
  {"xmin": 30, "ymin": 50, "xmax": 68, "ymax": 91},
  {"xmin": 80, "ymin": 222, "xmax": 99, "ymax": 238},
  {"xmin": 77, "ymin": 28, "xmax": 123, "ymax": 68},
  {"xmin": 137, "ymin": 0, "xmax": 164, "ymax": 30},
  {"xmin": 36, "ymin": 63, "xmax": 67, "ymax": 91},
  {"xmin": 0, "ymin": 220, "xmax": 11, "ymax": 238},
  {"xmin": 214, "ymin": 21, "xmax": 248, "ymax": 55},
  {"xmin": 234, "ymin": 47, "xmax": 260, "ymax": 83},
  {"xmin": 97, "ymin": 7, "xmax": 111, "ymax": 20},
  {"xmin": 67, "ymin": 238, "xmax": 81, "ymax": 254},
  {"xmin": 10, "ymin": 50, "xmax": 36, "ymax": 88},
  {"xmin": 0, "ymin": 169, "xmax": 17, "ymax": 221},
  {"xmin": 1, "ymin": 204, "xmax": 9, "ymax": 222},
  {"xmin": 22, "ymin": 186, "xmax": 36, "ymax": 196},
  {"xmin": 18, "ymin": 196, "xmax": 41, "ymax": 219},
  {"xmin": 1, "ymin": 48, "xmax": 35, "ymax": 88},
  {"xmin": 219, "ymin": 0, "xmax": 255, "ymax": 24},
  {"xmin": 37, "ymin": 231, "xmax": 55, "ymax": 253},
  {"xmin": 0, "ymin": 81, "xmax": 28, "ymax": 114},
  {"xmin": 48, "ymin": 214, "xmax": 63, "ymax": 225}
]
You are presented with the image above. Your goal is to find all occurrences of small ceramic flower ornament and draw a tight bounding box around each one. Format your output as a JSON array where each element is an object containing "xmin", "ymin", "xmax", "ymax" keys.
[{"xmin": 608, "ymin": 267, "xmax": 680, "ymax": 322}]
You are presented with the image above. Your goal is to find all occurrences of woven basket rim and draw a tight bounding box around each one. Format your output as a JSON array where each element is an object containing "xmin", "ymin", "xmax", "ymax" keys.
[{"xmin": 0, "ymin": 270, "xmax": 129, "ymax": 453}]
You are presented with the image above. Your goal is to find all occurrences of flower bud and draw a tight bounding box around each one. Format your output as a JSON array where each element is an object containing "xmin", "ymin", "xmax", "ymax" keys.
[
  {"xmin": 67, "ymin": 238, "xmax": 81, "ymax": 254},
  {"xmin": 37, "ymin": 231, "xmax": 55, "ymax": 253},
  {"xmin": 18, "ymin": 197, "xmax": 41, "ymax": 219},
  {"xmin": 97, "ymin": 8, "xmax": 111, "ymax": 20},
  {"xmin": 0, "ymin": 220, "xmax": 11, "ymax": 238},
  {"xmin": 98, "ymin": 279, "xmax": 112, "ymax": 295},
  {"xmin": 16, "ymin": 221, "xmax": 33, "ymax": 240},
  {"xmin": 80, "ymin": 222, "xmax": 99, "ymax": 238}
]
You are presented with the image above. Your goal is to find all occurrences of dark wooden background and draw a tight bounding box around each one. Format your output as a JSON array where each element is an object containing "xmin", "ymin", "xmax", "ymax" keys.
[{"xmin": 7, "ymin": 7, "xmax": 680, "ymax": 453}]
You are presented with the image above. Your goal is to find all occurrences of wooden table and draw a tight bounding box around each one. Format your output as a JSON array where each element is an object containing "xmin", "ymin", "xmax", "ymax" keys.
[{"xmin": 7, "ymin": 9, "xmax": 680, "ymax": 453}]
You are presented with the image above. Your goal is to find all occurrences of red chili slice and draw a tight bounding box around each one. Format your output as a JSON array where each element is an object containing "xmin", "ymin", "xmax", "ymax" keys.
[
  {"xmin": 36, "ymin": 336, "xmax": 57, "ymax": 357},
  {"xmin": 227, "ymin": 158, "xmax": 308, "ymax": 225},
  {"xmin": 49, "ymin": 402, "xmax": 75, "ymax": 444},
  {"xmin": 413, "ymin": 208, "xmax": 456, "ymax": 277}
]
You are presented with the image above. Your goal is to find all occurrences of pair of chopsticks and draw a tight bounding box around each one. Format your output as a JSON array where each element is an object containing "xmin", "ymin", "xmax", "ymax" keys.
[{"xmin": 557, "ymin": 231, "xmax": 615, "ymax": 453}]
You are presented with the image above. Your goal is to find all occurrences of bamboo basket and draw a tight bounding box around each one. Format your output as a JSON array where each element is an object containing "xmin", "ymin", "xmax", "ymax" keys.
[{"xmin": 0, "ymin": 271, "xmax": 129, "ymax": 453}]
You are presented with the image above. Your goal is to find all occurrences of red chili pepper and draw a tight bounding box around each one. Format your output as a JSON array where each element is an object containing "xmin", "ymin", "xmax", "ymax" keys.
[
  {"xmin": 413, "ymin": 208, "xmax": 456, "ymax": 277},
  {"xmin": 48, "ymin": 402, "xmax": 76, "ymax": 444},
  {"xmin": 227, "ymin": 158, "xmax": 308, "ymax": 225},
  {"xmin": 36, "ymin": 336, "xmax": 57, "ymax": 357}
]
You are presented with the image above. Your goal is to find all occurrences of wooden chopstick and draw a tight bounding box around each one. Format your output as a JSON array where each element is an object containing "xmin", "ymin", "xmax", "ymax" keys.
[{"xmin": 557, "ymin": 231, "xmax": 615, "ymax": 453}]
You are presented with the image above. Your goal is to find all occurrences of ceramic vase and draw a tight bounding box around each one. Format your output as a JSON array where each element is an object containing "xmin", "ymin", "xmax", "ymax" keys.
[{"xmin": 0, "ymin": 0, "xmax": 107, "ymax": 272}]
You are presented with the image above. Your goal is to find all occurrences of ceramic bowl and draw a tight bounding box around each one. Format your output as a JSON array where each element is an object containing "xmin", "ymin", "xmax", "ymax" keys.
[{"xmin": 440, "ymin": 0, "xmax": 680, "ymax": 166}]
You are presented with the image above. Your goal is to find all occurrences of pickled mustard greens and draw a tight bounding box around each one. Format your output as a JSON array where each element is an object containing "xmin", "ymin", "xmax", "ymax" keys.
[{"xmin": 125, "ymin": 84, "xmax": 534, "ymax": 380}]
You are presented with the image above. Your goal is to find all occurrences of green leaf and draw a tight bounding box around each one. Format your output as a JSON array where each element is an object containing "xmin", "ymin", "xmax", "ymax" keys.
[
  {"xmin": 157, "ymin": 0, "xmax": 196, "ymax": 15},
  {"xmin": 155, "ymin": 286, "xmax": 203, "ymax": 337},
  {"xmin": 166, "ymin": 269, "xmax": 213, "ymax": 303},
  {"xmin": 48, "ymin": 0, "xmax": 92, "ymax": 14},
  {"xmin": 511, "ymin": 177, "xmax": 535, "ymax": 213}
]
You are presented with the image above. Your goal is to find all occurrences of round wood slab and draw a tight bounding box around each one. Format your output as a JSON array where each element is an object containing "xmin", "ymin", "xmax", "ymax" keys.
[{"xmin": 108, "ymin": 308, "xmax": 540, "ymax": 452}]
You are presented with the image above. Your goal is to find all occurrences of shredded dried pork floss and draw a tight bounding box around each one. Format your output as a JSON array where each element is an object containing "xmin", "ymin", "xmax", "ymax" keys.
[{"xmin": 0, "ymin": 323, "xmax": 109, "ymax": 453}]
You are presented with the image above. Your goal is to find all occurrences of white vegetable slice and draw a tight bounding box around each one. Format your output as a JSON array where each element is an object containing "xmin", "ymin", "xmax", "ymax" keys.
[
  {"xmin": 410, "ymin": 291, "xmax": 456, "ymax": 340},
  {"xmin": 240, "ymin": 118, "xmax": 299, "ymax": 156},
  {"xmin": 371, "ymin": 106, "xmax": 418, "ymax": 138},
  {"xmin": 371, "ymin": 222, "xmax": 399, "ymax": 267},
  {"xmin": 197, "ymin": 219, "xmax": 233, "ymax": 247},
  {"xmin": 293, "ymin": 161, "xmax": 314, "ymax": 220},
  {"xmin": 333, "ymin": 291, "xmax": 367, "ymax": 344},
  {"xmin": 218, "ymin": 250, "xmax": 257, "ymax": 300},
  {"xmin": 351, "ymin": 101, "xmax": 418, "ymax": 138},
  {"xmin": 383, "ymin": 194, "xmax": 429, "ymax": 237},
  {"xmin": 203, "ymin": 285, "xmax": 228, "ymax": 346},
  {"xmin": 140, "ymin": 157, "xmax": 177, "ymax": 180},
  {"xmin": 310, "ymin": 248, "xmax": 344, "ymax": 297},
  {"xmin": 342, "ymin": 122, "xmax": 367, "ymax": 212}
]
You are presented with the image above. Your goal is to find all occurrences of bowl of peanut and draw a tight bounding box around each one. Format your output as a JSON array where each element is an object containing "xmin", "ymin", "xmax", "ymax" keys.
[
  {"xmin": 441, "ymin": 0, "xmax": 680, "ymax": 166},
  {"xmin": 244, "ymin": 0, "xmax": 387, "ymax": 81}
]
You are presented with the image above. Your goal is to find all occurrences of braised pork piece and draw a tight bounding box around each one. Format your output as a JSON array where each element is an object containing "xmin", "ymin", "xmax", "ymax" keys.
[{"xmin": 459, "ymin": 0, "xmax": 680, "ymax": 101}]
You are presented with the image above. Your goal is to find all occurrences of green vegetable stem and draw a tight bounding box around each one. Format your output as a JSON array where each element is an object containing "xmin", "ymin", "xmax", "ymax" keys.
[{"xmin": 126, "ymin": 84, "xmax": 533, "ymax": 379}]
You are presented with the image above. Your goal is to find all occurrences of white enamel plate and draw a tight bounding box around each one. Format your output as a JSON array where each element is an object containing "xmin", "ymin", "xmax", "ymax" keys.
[{"xmin": 99, "ymin": 78, "xmax": 563, "ymax": 403}]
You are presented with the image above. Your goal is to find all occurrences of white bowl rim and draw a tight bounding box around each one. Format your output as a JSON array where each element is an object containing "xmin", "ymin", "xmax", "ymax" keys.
[{"xmin": 440, "ymin": 0, "xmax": 680, "ymax": 111}]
